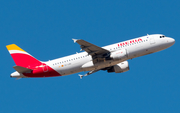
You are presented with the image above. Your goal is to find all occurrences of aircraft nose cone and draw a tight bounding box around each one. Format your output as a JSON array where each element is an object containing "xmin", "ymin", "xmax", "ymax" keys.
[{"xmin": 169, "ymin": 38, "xmax": 175, "ymax": 45}]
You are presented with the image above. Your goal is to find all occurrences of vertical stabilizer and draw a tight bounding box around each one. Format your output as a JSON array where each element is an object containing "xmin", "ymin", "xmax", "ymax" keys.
[{"xmin": 6, "ymin": 44, "xmax": 42, "ymax": 68}]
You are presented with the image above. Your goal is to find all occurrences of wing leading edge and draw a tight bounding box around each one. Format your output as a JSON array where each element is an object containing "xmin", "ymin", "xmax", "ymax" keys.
[{"xmin": 72, "ymin": 39, "xmax": 110, "ymax": 60}]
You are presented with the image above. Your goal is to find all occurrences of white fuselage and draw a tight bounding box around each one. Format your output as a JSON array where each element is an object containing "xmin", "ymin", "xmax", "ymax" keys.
[{"xmin": 45, "ymin": 34, "xmax": 175, "ymax": 76}]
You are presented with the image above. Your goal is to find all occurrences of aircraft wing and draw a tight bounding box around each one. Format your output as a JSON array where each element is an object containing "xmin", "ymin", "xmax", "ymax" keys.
[{"xmin": 73, "ymin": 39, "xmax": 110, "ymax": 59}]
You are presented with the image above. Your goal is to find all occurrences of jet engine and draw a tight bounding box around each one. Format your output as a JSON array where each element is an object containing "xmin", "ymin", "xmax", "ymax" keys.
[
  {"xmin": 107, "ymin": 61, "xmax": 129, "ymax": 73},
  {"xmin": 110, "ymin": 49, "xmax": 128, "ymax": 60}
]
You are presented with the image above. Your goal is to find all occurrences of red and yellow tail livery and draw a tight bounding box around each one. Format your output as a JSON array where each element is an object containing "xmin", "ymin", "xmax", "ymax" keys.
[
  {"xmin": 6, "ymin": 44, "xmax": 61, "ymax": 78},
  {"xmin": 6, "ymin": 44, "xmax": 42, "ymax": 68}
]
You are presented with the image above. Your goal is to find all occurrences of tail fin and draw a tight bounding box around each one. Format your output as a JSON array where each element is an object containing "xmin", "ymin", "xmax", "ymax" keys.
[{"xmin": 6, "ymin": 44, "xmax": 42, "ymax": 68}]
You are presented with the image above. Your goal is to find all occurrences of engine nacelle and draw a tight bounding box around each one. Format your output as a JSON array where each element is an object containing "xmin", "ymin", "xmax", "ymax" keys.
[
  {"xmin": 110, "ymin": 49, "xmax": 128, "ymax": 60},
  {"xmin": 107, "ymin": 61, "xmax": 129, "ymax": 73}
]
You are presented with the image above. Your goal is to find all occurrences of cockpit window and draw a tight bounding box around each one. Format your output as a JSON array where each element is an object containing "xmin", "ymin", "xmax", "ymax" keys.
[{"xmin": 160, "ymin": 35, "xmax": 165, "ymax": 38}]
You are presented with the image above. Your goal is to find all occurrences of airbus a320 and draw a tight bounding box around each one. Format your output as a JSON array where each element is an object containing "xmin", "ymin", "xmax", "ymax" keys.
[{"xmin": 6, "ymin": 34, "xmax": 175, "ymax": 79}]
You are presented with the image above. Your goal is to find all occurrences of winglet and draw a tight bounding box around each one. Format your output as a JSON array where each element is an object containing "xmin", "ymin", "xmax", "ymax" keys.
[
  {"xmin": 78, "ymin": 74, "xmax": 83, "ymax": 79},
  {"xmin": 72, "ymin": 38, "xmax": 78, "ymax": 43}
]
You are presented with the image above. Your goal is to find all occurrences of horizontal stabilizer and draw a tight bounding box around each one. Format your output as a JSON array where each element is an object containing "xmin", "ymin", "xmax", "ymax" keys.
[{"xmin": 13, "ymin": 66, "xmax": 32, "ymax": 73}]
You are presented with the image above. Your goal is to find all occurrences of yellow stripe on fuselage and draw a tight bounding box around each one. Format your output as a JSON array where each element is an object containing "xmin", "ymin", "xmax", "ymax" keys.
[{"xmin": 6, "ymin": 44, "xmax": 26, "ymax": 52}]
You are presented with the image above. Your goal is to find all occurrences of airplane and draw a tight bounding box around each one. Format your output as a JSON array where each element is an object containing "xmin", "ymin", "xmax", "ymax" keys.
[{"xmin": 6, "ymin": 34, "xmax": 175, "ymax": 79}]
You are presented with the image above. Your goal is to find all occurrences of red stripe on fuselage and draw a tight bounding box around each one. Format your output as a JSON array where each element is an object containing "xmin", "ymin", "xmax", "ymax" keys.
[{"xmin": 23, "ymin": 63, "xmax": 61, "ymax": 78}]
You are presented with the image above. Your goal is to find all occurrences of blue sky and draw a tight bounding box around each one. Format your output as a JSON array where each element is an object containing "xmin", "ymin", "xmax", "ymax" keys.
[{"xmin": 1, "ymin": 0, "xmax": 180, "ymax": 113}]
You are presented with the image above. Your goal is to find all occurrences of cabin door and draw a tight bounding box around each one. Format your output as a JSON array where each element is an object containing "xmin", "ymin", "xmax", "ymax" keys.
[
  {"xmin": 43, "ymin": 64, "xmax": 48, "ymax": 72},
  {"xmin": 150, "ymin": 37, "xmax": 155, "ymax": 44}
]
